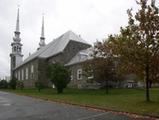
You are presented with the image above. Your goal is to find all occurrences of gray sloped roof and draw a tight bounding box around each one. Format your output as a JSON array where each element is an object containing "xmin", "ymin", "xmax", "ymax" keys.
[
  {"xmin": 16, "ymin": 30, "xmax": 90, "ymax": 68},
  {"xmin": 65, "ymin": 47, "xmax": 93, "ymax": 66}
]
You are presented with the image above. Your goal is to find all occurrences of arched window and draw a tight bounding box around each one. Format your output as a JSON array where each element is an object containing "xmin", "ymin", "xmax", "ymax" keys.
[
  {"xmin": 31, "ymin": 65, "xmax": 34, "ymax": 73},
  {"xmin": 17, "ymin": 46, "xmax": 20, "ymax": 52},
  {"xmin": 26, "ymin": 67, "xmax": 28, "ymax": 80},
  {"xmin": 19, "ymin": 47, "xmax": 21, "ymax": 52},
  {"xmin": 77, "ymin": 69, "xmax": 82, "ymax": 80},
  {"xmin": 21, "ymin": 69, "xmax": 24, "ymax": 80},
  {"xmin": 14, "ymin": 46, "xmax": 16, "ymax": 52}
]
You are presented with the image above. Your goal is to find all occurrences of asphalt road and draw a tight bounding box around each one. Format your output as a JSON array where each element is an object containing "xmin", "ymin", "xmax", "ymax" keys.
[{"xmin": 0, "ymin": 91, "xmax": 134, "ymax": 120}]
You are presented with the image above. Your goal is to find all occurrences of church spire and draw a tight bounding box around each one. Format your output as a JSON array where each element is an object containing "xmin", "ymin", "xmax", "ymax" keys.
[
  {"xmin": 41, "ymin": 14, "xmax": 44, "ymax": 38},
  {"xmin": 13, "ymin": 6, "xmax": 21, "ymax": 42},
  {"xmin": 15, "ymin": 7, "xmax": 20, "ymax": 32},
  {"xmin": 38, "ymin": 14, "xmax": 46, "ymax": 49},
  {"xmin": 10, "ymin": 7, "xmax": 23, "ymax": 79}
]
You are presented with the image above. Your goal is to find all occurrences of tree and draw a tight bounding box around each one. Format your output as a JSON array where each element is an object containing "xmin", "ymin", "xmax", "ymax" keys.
[
  {"xmin": 83, "ymin": 42, "xmax": 118, "ymax": 94},
  {"xmin": 47, "ymin": 63, "xmax": 71, "ymax": 93},
  {"xmin": 107, "ymin": 0, "xmax": 159, "ymax": 101},
  {"xmin": 0, "ymin": 80, "xmax": 8, "ymax": 89},
  {"xmin": 9, "ymin": 77, "xmax": 17, "ymax": 90}
]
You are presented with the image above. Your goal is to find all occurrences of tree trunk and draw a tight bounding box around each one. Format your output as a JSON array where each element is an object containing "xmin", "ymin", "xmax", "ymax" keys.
[
  {"xmin": 149, "ymin": 80, "xmax": 152, "ymax": 88},
  {"xmin": 145, "ymin": 64, "xmax": 150, "ymax": 102},
  {"xmin": 105, "ymin": 79, "xmax": 109, "ymax": 94}
]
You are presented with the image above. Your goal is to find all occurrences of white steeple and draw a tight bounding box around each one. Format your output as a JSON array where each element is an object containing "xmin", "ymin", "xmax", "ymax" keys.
[
  {"xmin": 13, "ymin": 7, "xmax": 21, "ymax": 42},
  {"xmin": 38, "ymin": 14, "xmax": 46, "ymax": 49},
  {"xmin": 16, "ymin": 7, "xmax": 20, "ymax": 32},
  {"xmin": 10, "ymin": 7, "xmax": 23, "ymax": 79},
  {"xmin": 41, "ymin": 14, "xmax": 45, "ymax": 38}
]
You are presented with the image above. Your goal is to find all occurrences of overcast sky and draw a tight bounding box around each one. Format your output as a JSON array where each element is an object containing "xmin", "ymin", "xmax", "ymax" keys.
[{"xmin": 0, "ymin": 0, "xmax": 141, "ymax": 78}]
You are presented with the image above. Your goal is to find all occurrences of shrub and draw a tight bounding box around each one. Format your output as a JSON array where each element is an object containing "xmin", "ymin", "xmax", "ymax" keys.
[
  {"xmin": 47, "ymin": 63, "xmax": 71, "ymax": 93},
  {"xmin": 17, "ymin": 80, "xmax": 24, "ymax": 90},
  {"xmin": 9, "ymin": 77, "xmax": 17, "ymax": 90},
  {"xmin": 0, "ymin": 80, "xmax": 8, "ymax": 89}
]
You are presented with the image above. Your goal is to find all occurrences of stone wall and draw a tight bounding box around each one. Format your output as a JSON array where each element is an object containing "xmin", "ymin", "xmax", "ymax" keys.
[
  {"xmin": 67, "ymin": 64, "xmax": 84, "ymax": 88},
  {"xmin": 37, "ymin": 58, "xmax": 51, "ymax": 87},
  {"xmin": 14, "ymin": 40, "xmax": 91, "ymax": 88},
  {"xmin": 14, "ymin": 58, "xmax": 39, "ymax": 88},
  {"xmin": 48, "ymin": 41, "xmax": 91, "ymax": 65}
]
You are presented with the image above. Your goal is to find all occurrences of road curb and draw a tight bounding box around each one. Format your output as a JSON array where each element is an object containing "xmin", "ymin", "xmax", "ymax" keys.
[{"xmin": 8, "ymin": 92, "xmax": 159, "ymax": 120}]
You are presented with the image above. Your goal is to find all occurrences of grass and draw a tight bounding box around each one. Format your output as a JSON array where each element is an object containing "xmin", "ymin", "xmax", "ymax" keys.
[{"xmin": 2, "ymin": 88, "xmax": 159, "ymax": 117}]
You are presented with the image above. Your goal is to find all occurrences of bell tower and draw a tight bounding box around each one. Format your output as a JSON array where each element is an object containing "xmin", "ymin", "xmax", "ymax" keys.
[{"xmin": 10, "ymin": 7, "xmax": 23, "ymax": 79}]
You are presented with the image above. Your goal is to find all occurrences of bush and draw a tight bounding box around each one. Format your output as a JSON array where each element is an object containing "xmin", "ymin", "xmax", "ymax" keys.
[
  {"xmin": 0, "ymin": 80, "xmax": 8, "ymax": 89},
  {"xmin": 17, "ymin": 80, "xmax": 24, "ymax": 90},
  {"xmin": 9, "ymin": 77, "xmax": 17, "ymax": 90},
  {"xmin": 48, "ymin": 63, "xmax": 71, "ymax": 93}
]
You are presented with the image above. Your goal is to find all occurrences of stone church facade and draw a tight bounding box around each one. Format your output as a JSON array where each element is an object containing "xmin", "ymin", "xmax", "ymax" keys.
[
  {"xmin": 10, "ymin": 9, "xmax": 140, "ymax": 89},
  {"xmin": 10, "ymin": 9, "xmax": 93, "ymax": 88}
]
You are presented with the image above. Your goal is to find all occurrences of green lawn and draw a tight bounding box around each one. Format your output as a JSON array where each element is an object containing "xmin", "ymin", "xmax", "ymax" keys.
[{"xmin": 2, "ymin": 88, "xmax": 159, "ymax": 117}]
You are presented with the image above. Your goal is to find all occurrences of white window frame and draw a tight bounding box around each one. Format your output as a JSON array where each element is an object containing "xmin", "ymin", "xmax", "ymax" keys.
[
  {"xmin": 77, "ymin": 69, "xmax": 82, "ymax": 80},
  {"xmin": 18, "ymin": 71, "xmax": 20, "ymax": 80},
  {"xmin": 70, "ymin": 70, "xmax": 73, "ymax": 81},
  {"xmin": 31, "ymin": 65, "xmax": 34, "ymax": 73},
  {"xmin": 79, "ymin": 54, "xmax": 88, "ymax": 60},
  {"xmin": 71, "ymin": 75, "xmax": 73, "ymax": 81},
  {"xmin": 88, "ymin": 75, "xmax": 94, "ymax": 79},
  {"xmin": 88, "ymin": 69, "xmax": 94, "ymax": 79},
  {"xmin": 26, "ymin": 67, "xmax": 28, "ymax": 80}
]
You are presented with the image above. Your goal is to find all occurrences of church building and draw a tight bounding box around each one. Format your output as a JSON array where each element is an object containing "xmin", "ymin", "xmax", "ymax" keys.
[{"xmin": 10, "ymin": 9, "xmax": 92, "ymax": 88}]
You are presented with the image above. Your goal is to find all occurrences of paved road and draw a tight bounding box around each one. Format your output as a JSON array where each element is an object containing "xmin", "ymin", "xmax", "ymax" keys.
[{"xmin": 0, "ymin": 91, "xmax": 134, "ymax": 120}]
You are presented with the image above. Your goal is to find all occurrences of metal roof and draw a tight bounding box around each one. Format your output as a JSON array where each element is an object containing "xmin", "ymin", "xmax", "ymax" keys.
[
  {"xmin": 16, "ymin": 30, "xmax": 90, "ymax": 68},
  {"xmin": 65, "ymin": 47, "xmax": 93, "ymax": 66}
]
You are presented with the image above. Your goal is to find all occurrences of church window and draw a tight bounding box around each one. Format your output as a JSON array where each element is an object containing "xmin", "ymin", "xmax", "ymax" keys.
[
  {"xmin": 18, "ymin": 46, "xmax": 21, "ymax": 52},
  {"xmin": 79, "ymin": 52, "xmax": 88, "ymax": 61},
  {"xmin": 21, "ymin": 69, "xmax": 24, "ymax": 80},
  {"xmin": 19, "ymin": 47, "xmax": 21, "ymax": 52},
  {"xmin": 77, "ymin": 69, "xmax": 82, "ymax": 80},
  {"xmin": 18, "ymin": 71, "xmax": 20, "ymax": 80},
  {"xmin": 17, "ymin": 46, "xmax": 19, "ymax": 52},
  {"xmin": 70, "ymin": 70, "xmax": 73, "ymax": 81},
  {"xmin": 26, "ymin": 68, "xmax": 28, "ymax": 79},
  {"xmin": 14, "ymin": 46, "xmax": 16, "ymax": 52},
  {"xmin": 17, "ymin": 47, "xmax": 21, "ymax": 52},
  {"xmin": 31, "ymin": 65, "xmax": 34, "ymax": 73},
  {"xmin": 71, "ymin": 75, "xmax": 73, "ymax": 81},
  {"xmin": 31, "ymin": 65, "xmax": 34, "ymax": 79},
  {"xmin": 87, "ymin": 69, "xmax": 94, "ymax": 79}
]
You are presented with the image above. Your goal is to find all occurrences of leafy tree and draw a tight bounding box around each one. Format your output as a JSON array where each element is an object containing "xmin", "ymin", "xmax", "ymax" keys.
[
  {"xmin": 107, "ymin": 0, "xmax": 159, "ymax": 101},
  {"xmin": 47, "ymin": 63, "xmax": 71, "ymax": 93},
  {"xmin": 9, "ymin": 77, "xmax": 17, "ymax": 90},
  {"xmin": 35, "ymin": 81, "xmax": 44, "ymax": 92},
  {"xmin": 83, "ymin": 42, "xmax": 118, "ymax": 93},
  {"xmin": 0, "ymin": 80, "xmax": 8, "ymax": 89}
]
